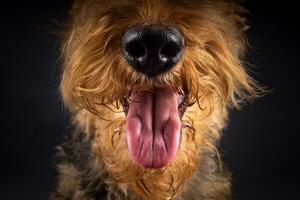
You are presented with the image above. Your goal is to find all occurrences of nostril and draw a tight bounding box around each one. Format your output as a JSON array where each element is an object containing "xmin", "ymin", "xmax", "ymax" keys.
[
  {"xmin": 126, "ymin": 41, "xmax": 146, "ymax": 59},
  {"xmin": 160, "ymin": 43, "xmax": 181, "ymax": 60}
]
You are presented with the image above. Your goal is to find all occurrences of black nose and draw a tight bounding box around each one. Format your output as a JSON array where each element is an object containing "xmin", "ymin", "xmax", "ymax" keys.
[{"xmin": 122, "ymin": 25, "xmax": 184, "ymax": 77}]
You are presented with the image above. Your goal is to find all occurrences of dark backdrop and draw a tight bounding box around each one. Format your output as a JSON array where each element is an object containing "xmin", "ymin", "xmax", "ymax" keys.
[{"xmin": 1, "ymin": 1, "xmax": 298, "ymax": 200}]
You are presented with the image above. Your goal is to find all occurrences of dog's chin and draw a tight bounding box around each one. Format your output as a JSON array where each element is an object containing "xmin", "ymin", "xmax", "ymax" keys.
[{"xmin": 122, "ymin": 88, "xmax": 187, "ymax": 169}]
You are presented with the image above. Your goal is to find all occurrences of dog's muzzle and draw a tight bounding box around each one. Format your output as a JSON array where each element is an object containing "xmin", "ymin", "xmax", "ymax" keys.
[{"xmin": 122, "ymin": 25, "xmax": 184, "ymax": 77}]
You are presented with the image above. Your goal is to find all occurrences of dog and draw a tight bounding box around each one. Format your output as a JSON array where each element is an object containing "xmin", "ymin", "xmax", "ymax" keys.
[{"xmin": 50, "ymin": 0, "xmax": 261, "ymax": 199}]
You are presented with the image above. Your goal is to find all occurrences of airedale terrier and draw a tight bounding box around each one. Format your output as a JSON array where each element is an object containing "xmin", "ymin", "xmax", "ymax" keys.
[{"xmin": 51, "ymin": 0, "xmax": 261, "ymax": 199}]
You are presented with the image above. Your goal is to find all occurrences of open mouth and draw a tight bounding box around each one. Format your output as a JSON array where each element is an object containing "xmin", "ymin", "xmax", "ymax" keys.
[{"xmin": 122, "ymin": 88, "xmax": 187, "ymax": 169}]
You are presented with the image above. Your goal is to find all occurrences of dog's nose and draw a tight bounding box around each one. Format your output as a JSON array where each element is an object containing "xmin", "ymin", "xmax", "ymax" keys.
[{"xmin": 122, "ymin": 25, "xmax": 184, "ymax": 77}]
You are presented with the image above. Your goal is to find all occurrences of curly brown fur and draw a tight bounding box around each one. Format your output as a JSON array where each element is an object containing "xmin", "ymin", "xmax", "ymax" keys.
[{"xmin": 51, "ymin": 0, "xmax": 262, "ymax": 200}]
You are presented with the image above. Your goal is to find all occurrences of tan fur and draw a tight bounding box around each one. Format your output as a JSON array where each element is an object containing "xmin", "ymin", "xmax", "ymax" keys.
[{"xmin": 52, "ymin": 0, "xmax": 262, "ymax": 200}]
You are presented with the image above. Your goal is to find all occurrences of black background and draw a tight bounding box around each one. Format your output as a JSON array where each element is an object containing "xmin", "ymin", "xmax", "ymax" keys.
[{"xmin": 0, "ymin": 1, "xmax": 298, "ymax": 200}]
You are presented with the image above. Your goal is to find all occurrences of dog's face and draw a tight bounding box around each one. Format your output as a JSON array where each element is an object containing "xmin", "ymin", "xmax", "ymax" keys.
[{"xmin": 60, "ymin": 0, "xmax": 258, "ymax": 199}]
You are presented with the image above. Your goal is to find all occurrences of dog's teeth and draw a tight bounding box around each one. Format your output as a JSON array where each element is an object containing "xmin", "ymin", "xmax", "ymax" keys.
[
  {"xmin": 114, "ymin": 128, "xmax": 120, "ymax": 134},
  {"xmin": 178, "ymin": 95, "xmax": 186, "ymax": 105},
  {"xmin": 178, "ymin": 95, "xmax": 184, "ymax": 104}
]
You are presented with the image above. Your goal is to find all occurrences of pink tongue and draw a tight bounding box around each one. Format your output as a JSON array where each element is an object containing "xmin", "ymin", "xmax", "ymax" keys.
[{"xmin": 126, "ymin": 89, "xmax": 181, "ymax": 169}]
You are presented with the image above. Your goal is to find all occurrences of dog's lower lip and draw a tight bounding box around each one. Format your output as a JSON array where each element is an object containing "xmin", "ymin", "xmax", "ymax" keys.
[
  {"xmin": 122, "ymin": 95, "xmax": 130, "ymax": 114},
  {"xmin": 178, "ymin": 95, "xmax": 187, "ymax": 110}
]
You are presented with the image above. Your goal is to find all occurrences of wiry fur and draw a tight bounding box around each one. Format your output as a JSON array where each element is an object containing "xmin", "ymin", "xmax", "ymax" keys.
[{"xmin": 51, "ymin": 0, "xmax": 262, "ymax": 199}]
